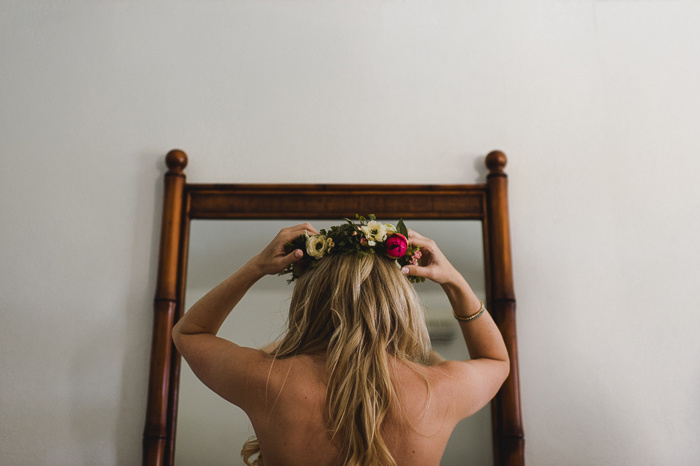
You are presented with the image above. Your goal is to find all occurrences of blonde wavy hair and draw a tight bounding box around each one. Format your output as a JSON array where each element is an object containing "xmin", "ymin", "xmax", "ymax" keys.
[{"xmin": 242, "ymin": 253, "xmax": 431, "ymax": 466}]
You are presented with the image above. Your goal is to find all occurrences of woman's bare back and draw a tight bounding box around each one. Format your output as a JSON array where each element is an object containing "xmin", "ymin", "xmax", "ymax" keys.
[{"xmin": 244, "ymin": 353, "xmax": 460, "ymax": 466}]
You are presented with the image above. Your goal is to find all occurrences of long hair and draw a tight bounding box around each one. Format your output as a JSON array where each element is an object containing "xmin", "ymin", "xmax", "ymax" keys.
[{"xmin": 242, "ymin": 254, "xmax": 431, "ymax": 466}]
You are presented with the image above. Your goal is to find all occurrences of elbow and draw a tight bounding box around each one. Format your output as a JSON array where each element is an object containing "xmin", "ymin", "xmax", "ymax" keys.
[
  {"xmin": 171, "ymin": 320, "xmax": 185, "ymax": 354},
  {"xmin": 171, "ymin": 318, "xmax": 204, "ymax": 361},
  {"xmin": 498, "ymin": 352, "xmax": 511, "ymax": 386}
]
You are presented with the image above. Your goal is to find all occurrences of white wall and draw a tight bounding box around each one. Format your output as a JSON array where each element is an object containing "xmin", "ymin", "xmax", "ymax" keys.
[{"xmin": 1, "ymin": 1, "xmax": 699, "ymax": 465}]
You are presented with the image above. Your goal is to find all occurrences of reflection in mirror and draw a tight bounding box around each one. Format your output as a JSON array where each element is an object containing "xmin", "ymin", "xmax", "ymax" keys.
[{"xmin": 175, "ymin": 219, "xmax": 491, "ymax": 465}]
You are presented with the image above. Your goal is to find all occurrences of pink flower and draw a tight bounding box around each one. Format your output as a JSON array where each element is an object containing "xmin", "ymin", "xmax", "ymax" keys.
[
  {"xmin": 385, "ymin": 233, "xmax": 408, "ymax": 258},
  {"xmin": 411, "ymin": 249, "xmax": 422, "ymax": 265}
]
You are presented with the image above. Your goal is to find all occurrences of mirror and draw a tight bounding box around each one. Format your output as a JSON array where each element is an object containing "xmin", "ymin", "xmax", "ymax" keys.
[
  {"xmin": 176, "ymin": 220, "xmax": 491, "ymax": 465},
  {"xmin": 143, "ymin": 149, "xmax": 524, "ymax": 466}
]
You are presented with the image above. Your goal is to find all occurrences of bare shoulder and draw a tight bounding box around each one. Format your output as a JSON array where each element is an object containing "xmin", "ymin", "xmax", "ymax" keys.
[
  {"xmin": 173, "ymin": 333, "xmax": 278, "ymax": 409},
  {"xmin": 426, "ymin": 358, "xmax": 509, "ymax": 420}
]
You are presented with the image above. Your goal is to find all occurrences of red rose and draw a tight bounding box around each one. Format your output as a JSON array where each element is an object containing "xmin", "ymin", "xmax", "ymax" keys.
[{"xmin": 385, "ymin": 233, "xmax": 408, "ymax": 258}]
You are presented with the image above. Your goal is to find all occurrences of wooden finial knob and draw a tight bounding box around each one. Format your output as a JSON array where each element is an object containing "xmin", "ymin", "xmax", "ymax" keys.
[
  {"xmin": 165, "ymin": 149, "xmax": 188, "ymax": 174},
  {"xmin": 485, "ymin": 150, "xmax": 507, "ymax": 175}
]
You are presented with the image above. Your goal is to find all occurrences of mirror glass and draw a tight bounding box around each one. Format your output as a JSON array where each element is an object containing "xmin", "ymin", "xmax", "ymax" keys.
[{"xmin": 175, "ymin": 219, "xmax": 491, "ymax": 465}]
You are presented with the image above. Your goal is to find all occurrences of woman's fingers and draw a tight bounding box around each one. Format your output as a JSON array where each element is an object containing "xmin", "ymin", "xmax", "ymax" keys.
[
  {"xmin": 401, "ymin": 262, "xmax": 430, "ymax": 279},
  {"xmin": 406, "ymin": 228, "xmax": 437, "ymax": 250},
  {"xmin": 279, "ymin": 223, "xmax": 318, "ymax": 241},
  {"xmin": 406, "ymin": 229, "xmax": 442, "ymax": 261},
  {"xmin": 277, "ymin": 248, "xmax": 304, "ymax": 268},
  {"xmin": 255, "ymin": 223, "xmax": 317, "ymax": 275},
  {"xmin": 403, "ymin": 228, "xmax": 458, "ymax": 284},
  {"xmin": 273, "ymin": 223, "xmax": 317, "ymax": 252},
  {"xmin": 402, "ymin": 229, "xmax": 435, "ymax": 278},
  {"xmin": 406, "ymin": 228, "xmax": 426, "ymax": 243}
]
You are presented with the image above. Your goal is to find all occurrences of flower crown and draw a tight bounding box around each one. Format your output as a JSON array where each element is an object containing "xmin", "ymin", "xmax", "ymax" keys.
[{"xmin": 281, "ymin": 215, "xmax": 424, "ymax": 283}]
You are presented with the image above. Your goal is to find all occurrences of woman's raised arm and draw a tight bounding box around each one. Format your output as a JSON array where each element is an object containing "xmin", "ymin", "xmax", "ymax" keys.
[
  {"xmin": 171, "ymin": 223, "xmax": 317, "ymax": 407},
  {"xmin": 401, "ymin": 229, "xmax": 510, "ymax": 418}
]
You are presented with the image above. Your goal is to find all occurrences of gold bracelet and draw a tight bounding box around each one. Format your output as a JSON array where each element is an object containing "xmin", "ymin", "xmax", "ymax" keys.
[{"xmin": 453, "ymin": 300, "xmax": 485, "ymax": 322}]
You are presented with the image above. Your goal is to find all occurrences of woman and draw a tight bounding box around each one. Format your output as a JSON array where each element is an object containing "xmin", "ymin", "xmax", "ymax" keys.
[{"xmin": 172, "ymin": 218, "xmax": 509, "ymax": 466}]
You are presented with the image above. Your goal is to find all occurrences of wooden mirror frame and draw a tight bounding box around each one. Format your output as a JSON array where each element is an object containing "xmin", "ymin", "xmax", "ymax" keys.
[{"xmin": 143, "ymin": 149, "xmax": 524, "ymax": 466}]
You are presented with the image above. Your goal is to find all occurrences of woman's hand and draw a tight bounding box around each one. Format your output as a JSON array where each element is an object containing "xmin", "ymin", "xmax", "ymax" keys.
[
  {"xmin": 401, "ymin": 229, "xmax": 463, "ymax": 285},
  {"xmin": 250, "ymin": 223, "xmax": 318, "ymax": 276}
]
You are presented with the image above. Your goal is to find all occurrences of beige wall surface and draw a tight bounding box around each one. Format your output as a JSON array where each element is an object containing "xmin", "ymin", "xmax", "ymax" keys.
[{"xmin": 1, "ymin": 1, "xmax": 699, "ymax": 465}]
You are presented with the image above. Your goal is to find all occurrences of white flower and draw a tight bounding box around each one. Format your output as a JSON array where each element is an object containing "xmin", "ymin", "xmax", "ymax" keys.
[
  {"xmin": 360, "ymin": 220, "xmax": 387, "ymax": 242},
  {"xmin": 306, "ymin": 234, "xmax": 328, "ymax": 259}
]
